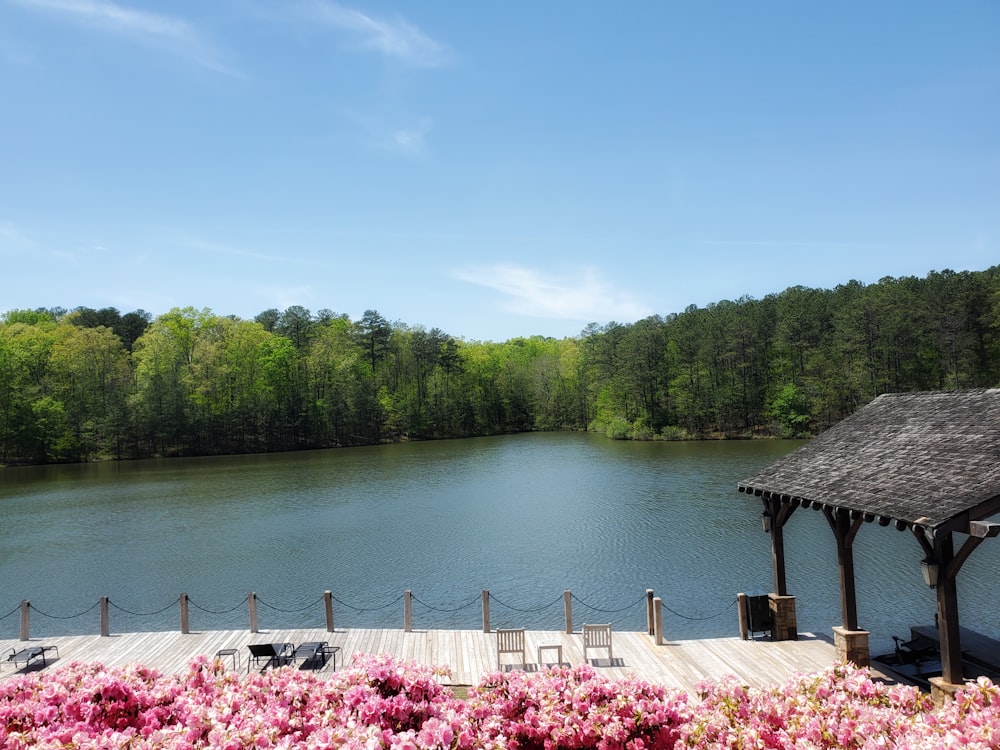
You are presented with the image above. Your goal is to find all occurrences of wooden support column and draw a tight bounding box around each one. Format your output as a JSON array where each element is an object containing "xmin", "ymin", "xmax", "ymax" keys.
[
  {"xmin": 762, "ymin": 495, "xmax": 797, "ymax": 596},
  {"xmin": 20, "ymin": 600, "xmax": 29, "ymax": 641},
  {"xmin": 404, "ymin": 590, "xmax": 413, "ymax": 632},
  {"xmin": 179, "ymin": 593, "xmax": 190, "ymax": 634},
  {"xmin": 918, "ymin": 521, "xmax": 999, "ymax": 691},
  {"xmin": 770, "ymin": 509, "xmax": 788, "ymax": 595},
  {"xmin": 324, "ymin": 591, "xmax": 334, "ymax": 632},
  {"xmin": 737, "ymin": 592, "xmax": 749, "ymax": 640},
  {"xmin": 100, "ymin": 596, "xmax": 110, "ymax": 637},
  {"xmin": 248, "ymin": 591, "xmax": 258, "ymax": 634},
  {"xmin": 936, "ymin": 532, "xmax": 963, "ymax": 685},
  {"xmin": 564, "ymin": 589, "xmax": 573, "ymax": 634},
  {"xmin": 481, "ymin": 589, "xmax": 490, "ymax": 633},
  {"xmin": 823, "ymin": 507, "xmax": 864, "ymax": 631},
  {"xmin": 652, "ymin": 596, "xmax": 664, "ymax": 645},
  {"xmin": 646, "ymin": 589, "xmax": 655, "ymax": 635}
]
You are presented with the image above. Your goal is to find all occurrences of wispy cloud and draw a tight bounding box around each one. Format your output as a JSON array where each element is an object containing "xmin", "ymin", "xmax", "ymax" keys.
[
  {"xmin": 249, "ymin": 283, "xmax": 317, "ymax": 312},
  {"xmin": 175, "ymin": 235, "xmax": 341, "ymax": 270},
  {"xmin": 10, "ymin": 0, "xmax": 235, "ymax": 74},
  {"xmin": 339, "ymin": 111, "xmax": 434, "ymax": 157},
  {"xmin": 389, "ymin": 118, "xmax": 433, "ymax": 157},
  {"xmin": 308, "ymin": 1, "xmax": 450, "ymax": 68},
  {"xmin": 696, "ymin": 238, "xmax": 891, "ymax": 249},
  {"xmin": 175, "ymin": 235, "xmax": 289, "ymax": 264},
  {"xmin": 454, "ymin": 265, "xmax": 653, "ymax": 324},
  {"xmin": 0, "ymin": 219, "xmax": 31, "ymax": 250},
  {"xmin": 0, "ymin": 33, "xmax": 36, "ymax": 66}
]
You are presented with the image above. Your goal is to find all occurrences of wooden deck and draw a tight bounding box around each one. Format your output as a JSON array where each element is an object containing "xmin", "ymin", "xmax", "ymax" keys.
[{"xmin": 0, "ymin": 627, "xmax": 891, "ymax": 693}]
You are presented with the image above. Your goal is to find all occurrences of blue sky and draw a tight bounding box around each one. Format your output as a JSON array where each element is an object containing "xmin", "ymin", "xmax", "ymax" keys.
[{"xmin": 1, "ymin": 1, "xmax": 998, "ymax": 342}]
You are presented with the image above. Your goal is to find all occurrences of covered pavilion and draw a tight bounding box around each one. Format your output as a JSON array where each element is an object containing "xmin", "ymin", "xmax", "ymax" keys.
[{"xmin": 738, "ymin": 388, "xmax": 1000, "ymax": 694}]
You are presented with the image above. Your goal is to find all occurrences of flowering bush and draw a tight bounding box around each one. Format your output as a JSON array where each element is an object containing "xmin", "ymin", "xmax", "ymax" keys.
[
  {"xmin": 680, "ymin": 662, "xmax": 932, "ymax": 749},
  {"xmin": 0, "ymin": 654, "xmax": 464, "ymax": 749},
  {"xmin": 465, "ymin": 664, "xmax": 691, "ymax": 749},
  {"xmin": 1, "ymin": 655, "xmax": 1000, "ymax": 749}
]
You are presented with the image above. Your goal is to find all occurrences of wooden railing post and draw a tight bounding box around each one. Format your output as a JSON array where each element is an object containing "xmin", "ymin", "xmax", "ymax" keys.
[
  {"xmin": 180, "ymin": 593, "xmax": 190, "ymax": 634},
  {"xmin": 482, "ymin": 589, "xmax": 490, "ymax": 633},
  {"xmin": 248, "ymin": 591, "xmax": 258, "ymax": 634},
  {"xmin": 100, "ymin": 596, "xmax": 110, "ymax": 637},
  {"xmin": 653, "ymin": 596, "xmax": 664, "ymax": 645},
  {"xmin": 324, "ymin": 590, "xmax": 334, "ymax": 632},
  {"xmin": 737, "ymin": 593, "xmax": 749, "ymax": 640},
  {"xmin": 564, "ymin": 589, "xmax": 573, "ymax": 634},
  {"xmin": 19, "ymin": 600, "xmax": 29, "ymax": 641},
  {"xmin": 646, "ymin": 589, "xmax": 655, "ymax": 635},
  {"xmin": 404, "ymin": 590, "xmax": 413, "ymax": 632}
]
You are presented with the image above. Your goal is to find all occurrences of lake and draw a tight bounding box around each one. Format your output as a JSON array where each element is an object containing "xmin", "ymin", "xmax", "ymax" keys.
[{"xmin": 1, "ymin": 432, "xmax": 996, "ymax": 654}]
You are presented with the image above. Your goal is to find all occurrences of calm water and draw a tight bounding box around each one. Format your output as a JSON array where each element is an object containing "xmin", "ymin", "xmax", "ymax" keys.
[{"xmin": 1, "ymin": 433, "xmax": 996, "ymax": 653}]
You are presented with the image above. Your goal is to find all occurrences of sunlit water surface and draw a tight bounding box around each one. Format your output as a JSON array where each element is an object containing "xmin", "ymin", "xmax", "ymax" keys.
[{"xmin": 2, "ymin": 433, "xmax": 996, "ymax": 654}]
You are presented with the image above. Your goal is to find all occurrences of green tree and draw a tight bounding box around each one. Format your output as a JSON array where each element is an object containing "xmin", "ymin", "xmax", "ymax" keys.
[
  {"xmin": 276, "ymin": 306, "xmax": 315, "ymax": 350},
  {"xmin": 355, "ymin": 309, "xmax": 392, "ymax": 372},
  {"xmin": 768, "ymin": 383, "xmax": 811, "ymax": 438},
  {"xmin": 0, "ymin": 321, "xmax": 56, "ymax": 462},
  {"xmin": 48, "ymin": 323, "xmax": 130, "ymax": 460},
  {"xmin": 307, "ymin": 315, "xmax": 380, "ymax": 445},
  {"xmin": 131, "ymin": 307, "xmax": 215, "ymax": 456}
]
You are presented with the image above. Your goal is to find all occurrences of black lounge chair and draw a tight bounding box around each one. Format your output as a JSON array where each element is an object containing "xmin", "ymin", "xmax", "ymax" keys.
[
  {"xmin": 246, "ymin": 642, "xmax": 293, "ymax": 672},
  {"xmin": 292, "ymin": 641, "xmax": 339, "ymax": 671},
  {"xmin": 8, "ymin": 645, "xmax": 59, "ymax": 670}
]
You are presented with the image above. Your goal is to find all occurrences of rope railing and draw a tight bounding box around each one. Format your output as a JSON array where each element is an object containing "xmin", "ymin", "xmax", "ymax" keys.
[
  {"xmin": 187, "ymin": 596, "xmax": 249, "ymax": 616},
  {"xmin": 330, "ymin": 593, "xmax": 405, "ymax": 613},
  {"xmin": 108, "ymin": 597, "xmax": 181, "ymax": 618},
  {"xmin": 662, "ymin": 597, "xmax": 738, "ymax": 622},
  {"xmin": 29, "ymin": 600, "xmax": 102, "ymax": 620},
  {"xmin": 410, "ymin": 593, "xmax": 481, "ymax": 614},
  {"xmin": 255, "ymin": 595, "xmax": 325, "ymax": 614},
  {"xmin": 487, "ymin": 592, "xmax": 564, "ymax": 614},
  {"xmin": 4, "ymin": 587, "xmax": 767, "ymax": 645},
  {"xmin": 570, "ymin": 592, "xmax": 647, "ymax": 614},
  {"xmin": 0, "ymin": 603, "xmax": 22, "ymax": 622}
]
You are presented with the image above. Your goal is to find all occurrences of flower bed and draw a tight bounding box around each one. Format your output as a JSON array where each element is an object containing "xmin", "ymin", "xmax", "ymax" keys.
[{"xmin": 1, "ymin": 654, "xmax": 999, "ymax": 748}]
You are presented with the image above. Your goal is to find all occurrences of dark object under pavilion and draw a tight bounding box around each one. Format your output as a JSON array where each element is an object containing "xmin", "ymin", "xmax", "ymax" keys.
[{"xmin": 738, "ymin": 388, "xmax": 1000, "ymax": 691}]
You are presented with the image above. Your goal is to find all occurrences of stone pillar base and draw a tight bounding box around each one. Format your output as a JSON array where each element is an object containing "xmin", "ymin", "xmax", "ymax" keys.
[
  {"xmin": 832, "ymin": 626, "xmax": 870, "ymax": 667},
  {"xmin": 768, "ymin": 594, "xmax": 798, "ymax": 641},
  {"xmin": 929, "ymin": 677, "xmax": 964, "ymax": 706}
]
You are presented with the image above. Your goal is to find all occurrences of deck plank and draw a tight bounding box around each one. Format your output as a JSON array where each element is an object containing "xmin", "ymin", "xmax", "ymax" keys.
[{"xmin": 0, "ymin": 628, "xmax": 890, "ymax": 694}]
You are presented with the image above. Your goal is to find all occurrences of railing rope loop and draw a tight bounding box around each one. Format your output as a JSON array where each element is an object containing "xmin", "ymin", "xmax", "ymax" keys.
[
  {"xmin": 662, "ymin": 597, "xmax": 738, "ymax": 621},
  {"xmin": 187, "ymin": 595, "xmax": 249, "ymax": 615},
  {"xmin": 28, "ymin": 600, "xmax": 101, "ymax": 620},
  {"xmin": 108, "ymin": 597, "xmax": 181, "ymax": 618},
  {"xmin": 410, "ymin": 593, "xmax": 481, "ymax": 613},
  {"xmin": 569, "ymin": 592, "xmax": 646, "ymax": 614},
  {"xmin": 330, "ymin": 593, "xmax": 405, "ymax": 613},
  {"xmin": 253, "ymin": 595, "xmax": 323, "ymax": 614},
  {"xmin": 0, "ymin": 604, "xmax": 21, "ymax": 622},
  {"xmin": 487, "ymin": 592, "xmax": 563, "ymax": 613}
]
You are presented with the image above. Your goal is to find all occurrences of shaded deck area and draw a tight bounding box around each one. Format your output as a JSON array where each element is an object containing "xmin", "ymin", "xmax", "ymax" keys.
[
  {"xmin": 1, "ymin": 627, "xmax": 898, "ymax": 693},
  {"xmin": 871, "ymin": 624, "xmax": 1000, "ymax": 690}
]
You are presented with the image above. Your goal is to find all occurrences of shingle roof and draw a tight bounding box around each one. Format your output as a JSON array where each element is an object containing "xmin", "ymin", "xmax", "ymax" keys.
[{"xmin": 738, "ymin": 389, "xmax": 1000, "ymax": 531}]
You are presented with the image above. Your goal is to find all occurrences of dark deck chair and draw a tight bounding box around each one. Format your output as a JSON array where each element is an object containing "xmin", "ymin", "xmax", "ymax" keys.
[
  {"xmin": 8, "ymin": 645, "xmax": 59, "ymax": 670},
  {"xmin": 246, "ymin": 642, "xmax": 293, "ymax": 672},
  {"xmin": 292, "ymin": 641, "xmax": 331, "ymax": 671}
]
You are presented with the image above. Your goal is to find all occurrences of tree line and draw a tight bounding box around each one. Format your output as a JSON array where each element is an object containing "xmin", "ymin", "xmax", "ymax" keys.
[{"xmin": 1, "ymin": 266, "xmax": 998, "ymax": 465}]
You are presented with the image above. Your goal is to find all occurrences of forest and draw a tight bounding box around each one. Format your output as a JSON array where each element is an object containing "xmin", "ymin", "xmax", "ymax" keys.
[{"xmin": 1, "ymin": 266, "xmax": 998, "ymax": 465}]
